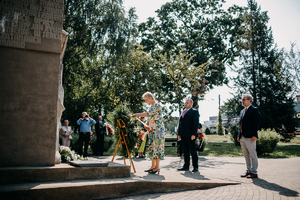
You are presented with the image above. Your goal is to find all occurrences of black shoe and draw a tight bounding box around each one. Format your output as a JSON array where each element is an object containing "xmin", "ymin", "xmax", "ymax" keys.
[
  {"xmin": 192, "ymin": 168, "xmax": 198, "ymax": 172},
  {"xmin": 144, "ymin": 168, "xmax": 153, "ymax": 172},
  {"xmin": 148, "ymin": 169, "xmax": 160, "ymax": 174},
  {"xmin": 246, "ymin": 173, "xmax": 258, "ymax": 178},
  {"xmin": 177, "ymin": 167, "xmax": 189, "ymax": 171},
  {"xmin": 241, "ymin": 172, "xmax": 252, "ymax": 178}
]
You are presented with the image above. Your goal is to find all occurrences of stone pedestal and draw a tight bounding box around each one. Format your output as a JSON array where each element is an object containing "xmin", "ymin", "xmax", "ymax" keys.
[{"xmin": 0, "ymin": 0, "xmax": 65, "ymax": 167}]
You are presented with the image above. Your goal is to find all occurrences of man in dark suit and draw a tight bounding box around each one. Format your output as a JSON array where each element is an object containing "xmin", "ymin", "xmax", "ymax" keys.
[
  {"xmin": 95, "ymin": 116, "xmax": 106, "ymax": 156},
  {"xmin": 238, "ymin": 94, "xmax": 260, "ymax": 178},
  {"xmin": 177, "ymin": 99, "xmax": 200, "ymax": 172}
]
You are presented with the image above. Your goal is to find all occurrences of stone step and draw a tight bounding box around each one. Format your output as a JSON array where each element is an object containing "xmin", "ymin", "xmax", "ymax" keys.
[
  {"xmin": 0, "ymin": 161, "xmax": 130, "ymax": 185},
  {"xmin": 0, "ymin": 179, "xmax": 238, "ymax": 200}
]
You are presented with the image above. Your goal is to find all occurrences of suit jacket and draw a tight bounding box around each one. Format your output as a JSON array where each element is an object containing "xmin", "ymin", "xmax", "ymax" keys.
[
  {"xmin": 238, "ymin": 105, "xmax": 260, "ymax": 139},
  {"xmin": 95, "ymin": 121, "xmax": 105, "ymax": 135},
  {"xmin": 178, "ymin": 108, "xmax": 199, "ymax": 138}
]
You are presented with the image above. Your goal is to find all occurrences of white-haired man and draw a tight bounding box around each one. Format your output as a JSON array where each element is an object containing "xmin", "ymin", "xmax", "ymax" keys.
[
  {"xmin": 238, "ymin": 94, "xmax": 260, "ymax": 178},
  {"xmin": 77, "ymin": 112, "xmax": 96, "ymax": 159}
]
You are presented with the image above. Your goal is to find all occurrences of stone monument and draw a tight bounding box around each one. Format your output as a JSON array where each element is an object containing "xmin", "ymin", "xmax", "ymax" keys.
[{"xmin": 0, "ymin": 0, "xmax": 66, "ymax": 167}]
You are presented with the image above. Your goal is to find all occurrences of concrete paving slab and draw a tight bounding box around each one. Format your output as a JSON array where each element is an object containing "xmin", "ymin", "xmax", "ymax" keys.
[{"xmin": 1, "ymin": 156, "xmax": 299, "ymax": 200}]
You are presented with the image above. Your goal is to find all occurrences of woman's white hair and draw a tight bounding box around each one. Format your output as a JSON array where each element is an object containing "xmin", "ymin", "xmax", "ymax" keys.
[{"xmin": 142, "ymin": 91, "xmax": 154, "ymax": 100}]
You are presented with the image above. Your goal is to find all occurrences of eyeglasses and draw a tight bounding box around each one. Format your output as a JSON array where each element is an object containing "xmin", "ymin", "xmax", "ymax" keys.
[{"xmin": 241, "ymin": 99, "xmax": 249, "ymax": 101}]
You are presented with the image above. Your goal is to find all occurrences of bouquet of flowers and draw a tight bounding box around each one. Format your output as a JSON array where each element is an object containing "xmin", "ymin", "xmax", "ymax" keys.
[
  {"xmin": 59, "ymin": 146, "xmax": 81, "ymax": 162},
  {"xmin": 89, "ymin": 131, "xmax": 94, "ymax": 141},
  {"xmin": 105, "ymin": 123, "xmax": 115, "ymax": 136},
  {"xmin": 195, "ymin": 131, "xmax": 206, "ymax": 152}
]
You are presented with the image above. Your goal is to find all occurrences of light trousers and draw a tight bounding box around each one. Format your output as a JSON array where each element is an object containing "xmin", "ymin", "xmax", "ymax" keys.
[
  {"xmin": 62, "ymin": 136, "xmax": 70, "ymax": 147},
  {"xmin": 240, "ymin": 136, "xmax": 258, "ymax": 174}
]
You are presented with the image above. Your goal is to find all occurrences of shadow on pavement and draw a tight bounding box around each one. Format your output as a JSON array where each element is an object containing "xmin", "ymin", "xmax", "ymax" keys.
[
  {"xmin": 180, "ymin": 170, "xmax": 210, "ymax": 180},
  {"xmin": 199, "ymin": 157, "xmax": 244, "ymax": 169},
  {"xmin": 252, "ymin": 178, "xmax": 299, "ymax": 197}
]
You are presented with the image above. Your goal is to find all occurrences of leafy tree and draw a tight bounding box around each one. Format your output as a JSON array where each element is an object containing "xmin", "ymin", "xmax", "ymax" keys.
[
  {"xmin": 204, "ymin": 127, "xmax": 211, "ymax": 135},
  {"xmin": 216, "ymin": 95, "xmax": 223, "ymax": 135},
  {"xmin": 233, "ymin": 0, "xmax": 298, "ymax": 135},
  {"xmin": 285, "ymin": 43, "xmax": 300, "ymax": 94},
  {"xmin": 157, "ymin": 49, "xmax": 208, "ymax": 115},
  {"xmin": 229, "ymin": 124, "xmax": 239, "ymax": 146},
  {"xmin": 217, "ymin": 110, "xmax": 224, "ymax": 135},
  {"xmin": 139, "ymin": 0, "xmax": 245, "ymax": 109},
  {"xmin": 220, "ymin": 94, "xmax": 244, "ymax": 124},
  {"xmin": 62, "ymin": 0, "xmax": 158, "ymax": 129}
]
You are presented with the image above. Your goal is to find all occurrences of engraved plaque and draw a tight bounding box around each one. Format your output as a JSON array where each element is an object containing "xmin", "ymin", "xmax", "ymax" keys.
[{"xmin": 0, "ymin": 0, "xmax": 64, "ymax": 53}]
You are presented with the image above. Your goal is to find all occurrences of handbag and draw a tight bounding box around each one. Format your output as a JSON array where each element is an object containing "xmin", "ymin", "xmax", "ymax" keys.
[{"xmin": 68, "ymin": 135, "xmax": 73, "ymax": 140}]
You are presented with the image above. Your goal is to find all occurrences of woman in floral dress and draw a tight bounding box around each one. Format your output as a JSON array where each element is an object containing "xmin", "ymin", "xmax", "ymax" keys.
[{"xmin": 132, "ymin": 92, "xmax": 165, "ymax": 174}]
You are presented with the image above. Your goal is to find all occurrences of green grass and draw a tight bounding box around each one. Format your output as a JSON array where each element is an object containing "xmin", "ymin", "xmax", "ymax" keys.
[
  {"xmin": 203, "ymin": 134, "xmax": 300, "ymax": 144},
  {"xmin": 90, "ymin": 134, "xmax": 300, "ymax": 158},
  {"xmin": 261, "ymin": 144, "xmax": 300, "ymax": 158},
  {"xmin": 164, "ymin": 142, "xmax": 300, "ymax": 158},
  {"xmin": 200, "ymin": 143, "xmax": 244, "ymax": 157},
  {"xmin": 280, "ymin": 135, "xmax": 300, "ymax": 144},
  {"xmin": 205, "ymin": 134, "xmax": 232, "ymax": 143}
]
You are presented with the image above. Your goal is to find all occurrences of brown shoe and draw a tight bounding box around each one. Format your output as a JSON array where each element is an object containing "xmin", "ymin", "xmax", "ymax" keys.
[
  {"xmin": 241, "ymin": 172, "xmax": 252, "ymax": 178},
  {"xmin": 246, "ymin": 173, "xmax": 258, "ymax": 178}
]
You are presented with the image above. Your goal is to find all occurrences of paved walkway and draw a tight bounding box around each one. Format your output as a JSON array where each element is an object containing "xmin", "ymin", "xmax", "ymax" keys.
[{"xmin": 93, "ymin": 156, "xmax": 300, "ymax": 200}]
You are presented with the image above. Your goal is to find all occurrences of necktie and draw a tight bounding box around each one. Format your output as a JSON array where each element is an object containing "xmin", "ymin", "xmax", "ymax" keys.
[
  {"xmin": 242, "ymin": 108, "xmax": 247, "ymax": 118},
  {"xmin": 240, "ymin": 108, "xmax": 247, "ymax": 133},
  {"xmin": 183, "ymin": 110, "xmax": 188, "ymax": 118}
]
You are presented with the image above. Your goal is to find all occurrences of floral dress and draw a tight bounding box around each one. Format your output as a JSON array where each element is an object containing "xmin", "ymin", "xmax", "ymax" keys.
[{"xmin": 147, "ymin": 102, "xmax": 165, "ymax": 159}]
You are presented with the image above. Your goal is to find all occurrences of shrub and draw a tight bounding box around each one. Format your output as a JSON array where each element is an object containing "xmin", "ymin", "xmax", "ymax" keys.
[
  {"xmin": 256, "ymin": 129, "xmax": 280, "ymax": 156},
  {"xmin": 229, "ymin": 124, "xmax": 240, "ymax": 146},
  {"xmin": 90, "ymin": 135, "xmax": 114, "ymax": 155},
  {"xmin": 204, "ymin": 127, "xmax": 211, "ymax": 135},
  {"xmin": 69, "ymin": 132, "xmax": 80, "ymax": 153},
  {"xmin": 211, "ymin": 129, "xmax": 217, "ymax": 134}
]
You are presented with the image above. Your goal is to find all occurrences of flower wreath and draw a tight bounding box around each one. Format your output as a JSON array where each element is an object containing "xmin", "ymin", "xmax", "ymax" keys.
[{"xmin": 107, "ymin": 104, "xmax": 140, "ymax": 157}]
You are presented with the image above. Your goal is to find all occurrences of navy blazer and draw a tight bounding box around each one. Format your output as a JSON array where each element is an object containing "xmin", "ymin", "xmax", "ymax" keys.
[
  {"xmin": 238, "ymin": 105, "xmax": 260, "ymax": 139},
  {"xmin": 95, "ymin": 121, "xmax": 105, "ymax": 134},
  {"xmin": 178, "ymin": 108, "xmax": 199, "ymax": 137}
]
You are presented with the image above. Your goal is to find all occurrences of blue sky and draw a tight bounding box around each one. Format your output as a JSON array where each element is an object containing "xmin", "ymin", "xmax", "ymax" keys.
[{"xmin": 123, "ymin": 0, "xmax": 300, "ymax": 123}]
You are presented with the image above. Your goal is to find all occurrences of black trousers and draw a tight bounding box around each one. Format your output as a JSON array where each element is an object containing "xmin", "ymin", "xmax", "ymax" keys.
[
  {"xmin": 96, "ymin": 133, "xmax": 105, "ymax": 155},
  {"xmin": 177, "ymin": 140, "xmax": 183, "ymax": 156},
  {"xmin": 78, "ymin": 132, "xmax": 90, "ymax": 157},
  {"xmin": 181, "ymin": 136, "xmax": 198, "ymax": 169}
]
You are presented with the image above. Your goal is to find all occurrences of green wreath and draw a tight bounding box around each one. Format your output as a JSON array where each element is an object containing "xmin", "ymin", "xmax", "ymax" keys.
[{"xmin": 107, "ymin": 104, "xmax": 140, "ymax": 157}]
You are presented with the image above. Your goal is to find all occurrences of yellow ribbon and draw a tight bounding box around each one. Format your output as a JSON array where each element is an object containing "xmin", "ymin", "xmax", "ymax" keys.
[{"xmin": 117, "ymin": 119, "xmax": 128, "ymax": 144}]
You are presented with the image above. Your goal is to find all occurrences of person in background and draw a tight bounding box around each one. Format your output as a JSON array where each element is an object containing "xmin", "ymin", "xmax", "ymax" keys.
[
  {"xmin": 77, "ymin": 112, "xmax": 96, "ymax": 159},
  {"xmin": 60, "ymin": 120, "xmax": 72, "ymax": 147},
  {"xmin": 198, "ymin": 123, "xmax": 202, "ymax": 133},
  {"xmin": 177, "ymin": 126, "xmax": 183, "ymax": 157},
  {"xmin": 238, "ymin": 94, "xmax": 260, "ymax": 178},
  {"xmin": 137, "ymin": 117, "xmax": 148, "ymax": 158},
  {"xmin": 95, "ymin": 116, "xmax": 106, "ymax": 156}
]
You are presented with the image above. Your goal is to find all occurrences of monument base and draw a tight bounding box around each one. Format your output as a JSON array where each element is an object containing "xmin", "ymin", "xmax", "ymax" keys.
[
  {"xmin": 69, "ymin": 160, "xmax": 109, "ymax": 167},
  {"xmin": 0, "ymin": 162, "xmax": 129, "ymax": 185}
]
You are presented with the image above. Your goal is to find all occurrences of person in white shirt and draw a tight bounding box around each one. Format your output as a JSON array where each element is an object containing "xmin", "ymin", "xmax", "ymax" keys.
[{"xmin": 60, "ymin": 120, "xmax": 73, "ymax": 147}]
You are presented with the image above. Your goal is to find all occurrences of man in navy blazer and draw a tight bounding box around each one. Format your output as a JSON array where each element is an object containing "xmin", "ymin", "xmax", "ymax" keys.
[
  {"xmin": 177, "ymin": 99, "xmax": 200, "ymax": 172},
  {"xmin": 238, "ymin": 94, "xmax": 260, "ymax": 178}
]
